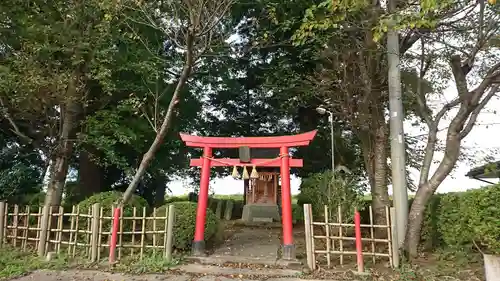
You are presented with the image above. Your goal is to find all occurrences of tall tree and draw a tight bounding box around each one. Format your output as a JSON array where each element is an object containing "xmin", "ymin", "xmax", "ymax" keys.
[
  {"xmin": 404, "ymin": 0, "xmax": 500, "ymax": 257},
  {"xmin": 120, "ymin": 0, "xmax": 234, "ymax": 204},
  {"xmin": 0, "ymin": 0, "xmax": 126, "ymax": 207}
]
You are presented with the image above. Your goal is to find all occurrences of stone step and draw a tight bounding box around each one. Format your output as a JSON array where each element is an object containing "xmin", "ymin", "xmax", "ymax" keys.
[{"xmin": 176, "ymin": 263, "xmax": 302, "ymax": 277}]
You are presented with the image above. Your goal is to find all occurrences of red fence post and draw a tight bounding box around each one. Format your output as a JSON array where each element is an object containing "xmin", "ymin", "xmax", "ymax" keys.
[
  {"xmin": 354, "ymin": 210, "xmax": 364, "ymax": 273},
  {"xmin": 109, "ymin": 207, "xmax": 121, "ymax": 264}
]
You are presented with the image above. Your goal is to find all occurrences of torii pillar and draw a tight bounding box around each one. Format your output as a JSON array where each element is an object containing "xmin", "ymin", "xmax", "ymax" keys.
[{"xmin": 180, "ymin": 130, "xmax": 317, "ymax": 260}]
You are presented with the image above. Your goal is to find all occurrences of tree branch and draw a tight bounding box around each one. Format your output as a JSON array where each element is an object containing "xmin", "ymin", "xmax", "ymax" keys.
[
  {"xmin": 0, "ymin": 96, "xmax": 33, "ymax": 143},
  {"xmin": 460, "ymin": 85, "xmax": 499, "ymax": 139}
]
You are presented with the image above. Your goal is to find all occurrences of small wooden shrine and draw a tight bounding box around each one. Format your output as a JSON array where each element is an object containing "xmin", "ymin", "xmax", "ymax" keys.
[{"xmin": 235, "ymin": 148, "xmax": 282, "ymax": 222}]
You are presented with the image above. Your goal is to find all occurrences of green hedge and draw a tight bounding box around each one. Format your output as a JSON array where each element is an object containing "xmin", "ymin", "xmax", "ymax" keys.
[
  {"xmin": 164, "ymin": 195, "xmax": 190, "ymax": 204},
  {"xmin": 163, "ymin": 194, "xmax": 243, "ymax": 220},
  {"xmin": 77, "ymin": 191, "xmax": 149, "ymax": 231},
  {"xmin": 148, "ymin": 202, "xmax": 219, "ymax": 250},
  {"xmin": 347, "ymin": 186, "xmax": 500, "ymax": 253},
  {"xmin": 417, "ymin": 185, "xmax": 500, "ymax": 254}
]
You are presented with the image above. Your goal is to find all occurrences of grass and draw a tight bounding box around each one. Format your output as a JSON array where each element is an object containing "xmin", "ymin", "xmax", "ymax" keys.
[
  {"xmin": 0, "ymin": 242, "xmax": 485, "ymax": 281},
  {"xmin": 0, "ymin": 246, "xmax": 183, "ymax": 279},
  {"xmin": 0, "ymin": 247, "xmax": 72, "ymax": 279},
  {"xmin": 115, "ymin": 252, "xmax": 183, "ymax": 274}
]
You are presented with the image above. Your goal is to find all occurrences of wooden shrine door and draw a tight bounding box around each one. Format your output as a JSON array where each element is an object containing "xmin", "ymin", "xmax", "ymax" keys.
[{"xmin": 246, "ymin": 172, "xmax": 278, "ymax": 204}]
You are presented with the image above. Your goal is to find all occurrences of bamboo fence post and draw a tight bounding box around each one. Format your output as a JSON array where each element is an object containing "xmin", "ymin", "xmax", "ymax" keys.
[
  {"xmin": 369, "ymin": 205, "xmax": 376, "ymax": 264},
  {"xmin": 13, "ymin": 205, "xmax": 19, "ymax": 247},
  {"xmin": 23, "ymin": 206, "xmax": 30, "ymax": 251},
  {"xmin": 131, "ymin": 207, "xmax": 137, "ymax": 256},
  {"xmin": 140, "ymin": 207, "xmax": 146, "ymax": 259},
  {"xmin": 37, "ymin": 205, "xmax": 50, "ymax": 257},
  {"xmin": 68, "ymin": 206, "xmax": 75, "ymax": 256},
  {"xmin": 90, "ymin": 203, "xmax": 100, "ymax": 262},
  {"xmin": 45, "ymin": 207, "xmax": 53, "ymax": 254},
  {"xmin": 56, "ymin": 206, "xmax": 63, "ymax": 254},
  {"xmin": 338, "ymin": 205, "xmax": 343, "ymax": 265},
  {"xmin": 86, "ymin": 207, "xmax": 92, "ymax": 258},
  {"xmin": 390, "ymin": 207, "xmax": 399, "ymax": 268},
  {"xmin": 72, "ymin": 205, "xmax": 80, "ymax": 257},
  {"xmin": 152, "ymin": 207, "xmax": 157, "ymax": 254},
  {"xmin": 97, "ymin": 207, "xmax": 103, "ymax": 261},
  {"xmin": 0, "ymin": 202, "xmax": 5, "ymax": 248},
  {"xmin": 35, "ymin": 207, "xmax": 41, "ymax": 250},
  {"xmin": 2, "ymin": 203, "xmax": 7, "ymax": 246},
  {"xmin": 309, "ymin": 204, "xmax": 316, "ymax": 268},
  {"xmin": 165, "ymin": 204, "xmax": 175, "ymax": 262},
  {"xmin": 385, "ymin": 206, "xmax": 393, "ymax": 267},
  {"xmin": 324, "ymin": 205, "xmax": 331, "ymax": 268},
  {"xmin": 303, "ymin": 204, "xmax": 314, "ymax": 270},
  {"xmin": 163, "ymin": 206, "xmax": 168, "ymax": 258}
]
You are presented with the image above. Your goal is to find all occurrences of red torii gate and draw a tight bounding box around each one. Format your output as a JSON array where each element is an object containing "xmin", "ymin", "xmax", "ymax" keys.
[{"xmin": 180, "ymin": 130, "xmax": 317, "ymax": 260}]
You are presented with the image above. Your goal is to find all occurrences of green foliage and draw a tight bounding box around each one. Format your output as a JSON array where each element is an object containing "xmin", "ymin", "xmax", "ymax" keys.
[
  {"xmin": 115, "ymin": 252, "xmax": 181, "ymax": 274},
  {"xmin": 0, "ymin": 246, "xmax": 71, "ymax": 279},
  {"xmin": 78, "ymin": 191, "xmax": 148, "ymax": 230},
  {"xmin": 394, "ymin": 264, "xmax": 420, "ymax": 281},
  {"xmin": 150, "ymin": 202, "xmax": 219, "ymax": 251},
  {"xmin": 0, "ymin": 143, "xmax": 43, "ymax": 204},
  {"xmin": 466, "ymin": 185, "xmax": 500, "ymax": 254},
  {"xmin": 420, "ymin": 185, "xmax": 500, "ymax": 254},
  {"xmin": 164, "ymin": 195, "xmax": 190, "ymax": 204},
  {"xmin": 436, "ymin": 192, "xmax": 473, "ymax": 250},
  {"xmin": 297, "ymin": 170, "xmax": 366, "ymax": 222},
  {"xmin": 23, "ymin": 192, "xmax": 46, "ymax": 209},
  {"xmin": 292, "ymin": 204, "xmax": 304, "ymax": 222},
  {"xmin": 418, "ymin": 194, "xmax": 443, "ymax": 250}
]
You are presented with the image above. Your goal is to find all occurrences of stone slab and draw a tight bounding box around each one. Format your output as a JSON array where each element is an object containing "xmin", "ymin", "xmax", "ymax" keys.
[
  {"xmin": 189, "ymin": 255, "xmax": 278, "ymax": 266},
  {"xmin": 177, "ymin": 264, "xmax": 302, "ymax": 277}
]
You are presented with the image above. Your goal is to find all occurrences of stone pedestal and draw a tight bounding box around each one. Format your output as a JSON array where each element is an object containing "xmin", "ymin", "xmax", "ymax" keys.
[{"xmin": 242, "ymin": 204, "xmax": 281, "ymax": 222}]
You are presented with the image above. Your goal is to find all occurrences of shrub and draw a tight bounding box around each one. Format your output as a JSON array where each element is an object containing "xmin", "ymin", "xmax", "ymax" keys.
[
  {"xmin": 77, "ymin": 191, "xmax": 148, "ymax": 231},
  {"xmin": 436, "ymin": 192, "xmax": 473, "ymax": 250},
  {"xmin": 292, "ymin": 204, "xmax": 304, "ymax": 222},
  {"xmin": 416, "ymin": 185, "xmax": 500, "ymax": 254},
  {"xmin": 466, "ymin": 185, "xmax": 500, "ymax": 254},
  {"xmin": 164, "ymin": 195, "xmax": 189, "ymax": 204},
  {"xmin": 22, "ymin": 192, "xmax": 46, "ymax": 210},
  {"xmin": 419, "ymin": 194, "xmax": 443, "ymax": 250},
  {"xmin": 148, "ymin": 202, "xmax": 219, "ymax": 251},
  {"xmin": 297, "ymin": 170, "xmax": 366, "ymax": 222}
]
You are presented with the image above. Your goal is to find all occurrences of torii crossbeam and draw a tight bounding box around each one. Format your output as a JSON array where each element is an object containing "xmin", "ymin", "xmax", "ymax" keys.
[{"xmin": 180, "ymin": 130, "xmax": 317, "ymax": 260}]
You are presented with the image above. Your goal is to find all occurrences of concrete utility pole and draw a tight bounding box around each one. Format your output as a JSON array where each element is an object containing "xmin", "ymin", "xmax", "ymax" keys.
[
  {"xmin": 316, "ymin": 107, "xmax": 335, "ymax": 201},
  {"xmin": 387, "ymin": 0, "xmax": 409, "ymax": 248}
]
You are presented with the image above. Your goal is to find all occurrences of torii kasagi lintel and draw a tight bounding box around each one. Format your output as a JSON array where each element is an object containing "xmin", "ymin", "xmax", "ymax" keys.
[{"xmin": 180, "ymin": 130, "xmax": 317, "ymax": 260}]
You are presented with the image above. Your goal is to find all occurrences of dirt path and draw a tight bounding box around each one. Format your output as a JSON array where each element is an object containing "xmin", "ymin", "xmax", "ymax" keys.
[{"xmin": 9, "ymin": 269, "xmax": 335, "ymax": 281}]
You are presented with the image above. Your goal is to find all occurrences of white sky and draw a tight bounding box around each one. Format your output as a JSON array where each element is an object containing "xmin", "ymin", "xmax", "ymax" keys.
[{"xmin": 167, "ymin": 82, "xmax": 500, "ymax": 196}]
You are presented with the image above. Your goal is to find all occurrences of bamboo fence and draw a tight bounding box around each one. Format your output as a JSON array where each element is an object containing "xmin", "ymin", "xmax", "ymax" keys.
[
  {"xmin": 0, "ymin": 202, "xmax": 175, "ymax": 262},
  {"xmin": 303, "ymin": 204, "xmax": 398, "ymax": 270}
]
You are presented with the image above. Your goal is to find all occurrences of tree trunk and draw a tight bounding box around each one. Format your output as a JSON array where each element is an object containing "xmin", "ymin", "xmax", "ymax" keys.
[
  {"xmin": 360, "ymin": 123, "xmax": 390, "ymax": 227},
  {"xmin": 121, "ymin": 33, "xmax": 194, "ymax": 206},
  {"xmin": 153, "ymin": 174, "xmax": 167, "ymax": 207},
  {"xmin": 405, "ymin": 133, "xmax": 461, "ymax": 257},
  {"xmin": 77, "ymin": 148, "xmax": 103, "ymax": 202},
  {"xmin": 44, "ymin": 82, "xmax": 81, "ymax": 208}
]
